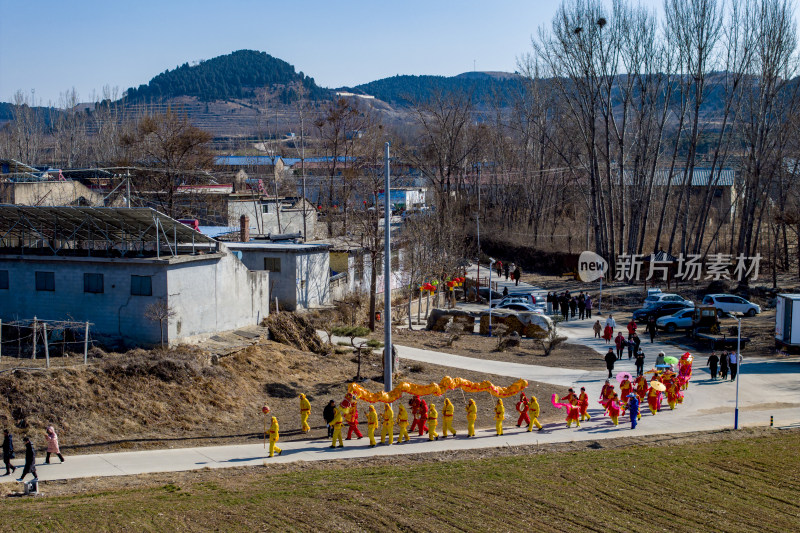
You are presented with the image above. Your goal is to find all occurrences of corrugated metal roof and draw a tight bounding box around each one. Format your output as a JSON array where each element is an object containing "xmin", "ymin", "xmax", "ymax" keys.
[{"xmin": 621, "ymin": 168, "xmax": 735, "ymax": 186}]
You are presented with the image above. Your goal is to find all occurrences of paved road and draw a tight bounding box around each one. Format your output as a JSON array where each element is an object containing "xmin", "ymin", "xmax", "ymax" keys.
[{"xmin": 3, "ymin": 317, "xmax": 798, "ymax": 485}]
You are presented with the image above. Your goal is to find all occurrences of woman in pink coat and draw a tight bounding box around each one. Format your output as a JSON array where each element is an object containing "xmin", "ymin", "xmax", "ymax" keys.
[{"xmin": 45, "ymin": 426, "xmax": 64, "ymax": 464}]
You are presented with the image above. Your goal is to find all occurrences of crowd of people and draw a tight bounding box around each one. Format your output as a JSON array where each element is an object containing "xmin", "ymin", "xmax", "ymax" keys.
[
  {"xmin": 546, "ymin": 291, "xmax": 594, "ymax": 320},
  {"xmin": 2, "ymin": 425, "xmax": 64, "ymax": 483}
]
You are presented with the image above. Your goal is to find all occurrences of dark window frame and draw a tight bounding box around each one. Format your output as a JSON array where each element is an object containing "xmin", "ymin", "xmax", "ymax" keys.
[
  {"xmin": 264, "ymin": 257, "xmax": 281, "ymax": 272},
  {"xmin": 131, "ymin": 275, "xmax": 153, "ymax": 296},
  {"xmin": 35, "ymin": 271, "xmax": 55, "ymax": 292},
  {"xmin": 84, "ymin": 273, "xmax": 104, "ymax": 294}
]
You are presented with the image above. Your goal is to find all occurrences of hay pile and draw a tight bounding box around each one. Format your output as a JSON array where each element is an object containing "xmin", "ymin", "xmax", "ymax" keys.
[{"xmin": 263, "ymin": 312, "xmax": 326, "ymax": 354}]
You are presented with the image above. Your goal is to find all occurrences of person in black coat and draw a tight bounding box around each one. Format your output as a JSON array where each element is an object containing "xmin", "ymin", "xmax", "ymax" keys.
[
  {"xmin": 560, "ymin": 294, "xmax": 569, "ymax": 321},
  {"xmin": 323, "ymin": 400, "xmax": 336, "ymax": 438},
  {"xmin": 17, "ymin": 436, "xmax": 36, "ymax": 482},
  {"xmin": 707, "ymin": 353, "xmax": 719, "ymax": 380},
  {"xmin": 645, "ymin": 316, "xmax": 658, "ymax": 343},
  {"xmin": 605, "ymin": 348, "xmax": 617, "ymax": 379},
  {"xmin": 2, "ymin": 429, "xmax": 15, "ymax": 476},
  {"xmin": 577, "ymin": 293, "xmax": 586, "ymax": 320},
  {"xmin": 569, "ymin": 297, "xmax": 577, "ymax": 318},
  {"xmin": 719, "ymin": 351, "xmax": 729, "ymax": 380},
  {"xmin": 634, "ymin": 349, "xmax": 645, "ymax": 377}
]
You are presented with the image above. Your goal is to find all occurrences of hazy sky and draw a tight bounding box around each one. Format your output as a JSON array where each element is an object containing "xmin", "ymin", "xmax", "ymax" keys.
[{"xmin": 0, "ymin": 0, "xmax": 702, "ymax": 106}]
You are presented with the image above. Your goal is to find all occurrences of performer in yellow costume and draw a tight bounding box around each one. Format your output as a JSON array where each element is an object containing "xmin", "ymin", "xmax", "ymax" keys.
[
  {"xmin": 494, "ymin": 398, "xmax": 505, "ymax": 435},
  {"xmin": 330, "ymin": 406, "xmax": 344, "ymax": 448},
  {"xmin": 396, "ymin": 404, "xmax": 410, "ymax": 443},
  {"xmin": 268, "ymin": 416, "xmax": 282, "ymax": 457},
  {"xmin": 367, "ymin": 404, "xmax": 379, "ymax": 447},
  {"xmin": 466, "ymin": 399, "xmax": 477, "ymax": 437},
  {"xmin": 442, "ymin": 398, "xmax": 456, "ymax": 438},
  {"xmin": 427, "ymin": 403, "xmax": 439, "ymax": 440},
  {"xmin": 381, "ymin": 402, "xmax": 394, "ymax": 445},
  {"xmin": 299, "ymin": 393, "xmax": 311, "ymax": 433},
  {"xmin": 527, "ymin": 395, "xmax": 543, "ymax": 431}
]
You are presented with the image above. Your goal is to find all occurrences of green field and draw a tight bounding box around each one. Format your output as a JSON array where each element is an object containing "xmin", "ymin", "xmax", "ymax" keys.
[{"xmin": 3, "ymin": 429, "xmax": 799, "ymax": 532}]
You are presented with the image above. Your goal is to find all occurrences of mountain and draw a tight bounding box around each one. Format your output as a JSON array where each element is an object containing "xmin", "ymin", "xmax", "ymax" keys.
[
  {"xmin": 352, "ymin": 72, "xmax": 526, "ymax": 107},
  {"xmin": 123, "ymin": 49, "xmax": 329, "ymax": 103}
]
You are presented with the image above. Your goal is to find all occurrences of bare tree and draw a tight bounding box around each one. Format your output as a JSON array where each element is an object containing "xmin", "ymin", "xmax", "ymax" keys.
[{"xmin": 145, "ymin": 299, "xmax": 176, "ymax": 347}]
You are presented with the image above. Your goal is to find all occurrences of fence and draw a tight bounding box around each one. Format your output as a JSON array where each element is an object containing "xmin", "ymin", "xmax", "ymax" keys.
[{"xmin": 0, "ymin": 318, "xmax": 94, "ymax": 367}]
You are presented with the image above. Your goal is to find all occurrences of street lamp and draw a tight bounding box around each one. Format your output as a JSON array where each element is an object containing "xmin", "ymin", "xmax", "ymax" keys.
[
  {"xmin": 488, "ymin": 257, "xmax": 496, "ymax": 336},
  {"xmin": 734, "ymin": 313, "xmax": 742, "ymax": 429}
]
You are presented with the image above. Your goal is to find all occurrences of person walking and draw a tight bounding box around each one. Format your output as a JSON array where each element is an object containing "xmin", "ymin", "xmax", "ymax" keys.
[
  {"xmin": 720, "ymin": 351, "xmax": 729, "ymax": 380},
  {"xmin": 656, "ymin": 351, "xmax": 666, "ymax": 367},
  {"xmin": 578, "ymin": 293, "xmax": 586, "ymax": 320},
  {"xmin": 605, "ymin": 314, "xmax": 617, "ymax": 330},
  {"xmin": 323, "ymin": 400, "xmax": 336, "ymax": 438},
  {"xmin": 513, "ymin": 265, "xmax": 521, "ymax": 286},
  {"xmin": 503, "ymin": 262, "xmax": 510, "ymax": 281},
  {"xmin": 605, "ymin": 347, "xmax": 617, "ymax": 379},
  {"xmin": 593, "ymin": 319, "xmax": 602, "ymax": 339},
  {"xmin": 366, "ymin": 405, "xmax": 379, "ymax": 448},
  {"xmin": 603, "ymin": 323, "xmax": 613, "ymax": 344},
  {"xmin": 585, "ymin": 295, "xmax": 593, "ymax": 319},
  {"xmin": 707, "ymin": 353, "xmax": 719, "ymax": 380},
  {"xmin": 634, "ymin": 349, "xmax": 645, "ymax": 377},
  {"xmin": 546, "ymin": 292, "xmax": 554, "ymax": 315},
  {"xmin": 729, "ymin": 352, "xmax": 741, "ymax": 381},
  {"xmin": 569, "ymin": 297, "xmax": 577, "ymax": 319},
  {"xmin": 2, "ymin": 429, "xmax": 15, "ymax": 476},
  {"xmin": 560, "ymin": 294, "xmax": 570, "ymax": 321},
  {"xmin": 645, "ymin": 315, "xmax": 657, "ymax": 343},
  {"xmin": 631, "ymin": 333, "xmax": 641, "ymax": 360},
  {"xmin": 44, "ymin": 426, "xmax": 64, "ymax": 464},
  {"xmin": 299, "ymin": 393, "xmax": 311, "ymax": 433},
  {"xmin": 267, "ymin": 416, "xmax": 282, "ymax": 457},
  {"xmin": 17, "ymin": 436, "xmax": 36, "ymax": 482},
  {"xmin": 626, "ymin": 319, "xmax": 638, "ymax": 337},
  {"xmin": 615, "ymin": 332, "xmax": 626, "ymax": 360}
]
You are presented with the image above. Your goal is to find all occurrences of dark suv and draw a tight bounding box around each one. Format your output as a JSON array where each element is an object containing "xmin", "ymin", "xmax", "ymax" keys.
[{"xmin": 632, "ymin": 301, "xmax": 694, "ymax": 323}]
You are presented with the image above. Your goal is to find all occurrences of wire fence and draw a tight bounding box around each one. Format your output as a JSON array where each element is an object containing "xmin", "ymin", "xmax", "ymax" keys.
[{"xmin": 0, "ymin": 318, "xmax": 94, "ymax": 368}]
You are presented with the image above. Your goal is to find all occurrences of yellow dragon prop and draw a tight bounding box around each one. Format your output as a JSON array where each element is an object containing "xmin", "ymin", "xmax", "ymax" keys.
[{"xmin": 348, "ymin": 376, "xmax": 529, "ymax": 403}]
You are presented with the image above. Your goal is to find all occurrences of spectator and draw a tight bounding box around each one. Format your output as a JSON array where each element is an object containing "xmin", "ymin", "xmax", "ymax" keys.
[
  {"xmin": 585, "ymin": 296, "xmax": 593, "ymax": 319},
  {"xmin": 513, "ymin": 265, "xmax": 522, "ymax": 286},
  {"xmin": 560, "ymin": 293, "xmax": 570, "ymax": 321},
  {"xmin": 502, "ymin": 286, "xmax": 509, "ymax": 298},
  {"xmin": 720, "ymin": 351, "xmax": 729, "ymax": 380},
  {"xmin": 2, "ymin": 429, "xmax": 15, "ymax": 476},
  {"xmin": 503, "ymin": 262, "xmax": 510, "ymax": 280},
  {"xmin": 593, "ymin": 320, "xmax": 602, "ymax": 339},
  {"xmin": 615, "ymin": 332, "xmax": 626, "ymax": 359},
  {"xmin": 631, "ymin": 333, "xmax": 641, "ymax": 360},
  {"xmin": 323, "ymin": 400, "xmax": 336, "ymax": 438},
  {"xmin": 627, "ymin": 319, "xmax": 637, "ymax": 336},
  {"xmin": 729, "ymin": 352, "xmax": 741, "ymax": 381},
  {"xmin": 645, "ymin": 315, "xmax": 657, "ymax": 343},
  {"xmin": 603, "ymin": 324, "xmax": 613, "ymax": 344},
  {"xmin": 569, "ymin": 297, "xmax": 577, "ymax": 319},
  {"xmin": 634, "ymin": 349, "xmax": 645, "ymax": 377},
  {"xmin": 546, "ymin": 292, "xmax": 554, "ymax": 315},
  {"xmin": 605, "ymin": 347, "xmax": 617, "ymax": 379},
  {"xmin": 707, "ymin": 352, "xmax": 719, "ymax": 380},
  {"xmin": 496, "ymin": 261, "xmax": 503, "ymax": 278},
  {"xmin": 656, "ymin": 351, "xmax": 666, "ymax": 367},
  {"xmin": 578, "ymin": 293, "xmax": 586, "ymax": 320},
  {"xmin": 44, "ymin": 426, "xmax": 64, "ymax": 464},
  {"xmin": 17, "ymin": 436, "xmax": 36, "ymax": 483},
  {"xmin": 605, "ymin": 314, "xmax": 617, "ymax": 330}
]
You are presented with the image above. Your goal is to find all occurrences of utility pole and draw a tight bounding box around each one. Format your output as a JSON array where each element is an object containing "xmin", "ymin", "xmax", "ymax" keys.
[
  {"xmin": 126, "ymin": 169, "xmax": 131, "ymax": 208},
  {"xmin": 384, "ymin": 142, "xmax": 393, "ymax": 393},
  {"xmin": 477, "ymin": 165, "xmax": 481, "ymax": 254}
]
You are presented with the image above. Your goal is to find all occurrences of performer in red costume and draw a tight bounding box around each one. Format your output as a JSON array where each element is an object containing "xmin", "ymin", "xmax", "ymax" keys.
[
  {"xmin": 605, "ymin": 392, "xmax": 621, "ymax": 426},
  {"xmin": 346, "ymin": 400, "xmax": 363, "ymax": 440},
  {"xmin": 415, "ymin": 397, "xmax": 429, "ymax": 436},
  {"xmin": 678, "ymin": 353, "xmax": 693, "ymax": 390},
  {"xmin": 665, "ymin": 378, "xmax": 679, "ymax": 410},
  {"xmin": 578, "ymin": 387, "xmax": 591, "ymax": 421},
  {"xmin": 552, "ymin": 393, "xmax": 581, "ymax": 428},
  {"xmin": 516, "ymin": 392, "xmax": 531, "ymax": 427},
  {"xmin": 619, "ymin": 377, "xmax": 633, "ymax": 415},
  {"xmin": 599, "ymin": 380, "xmax": 615, "ymax": 412},
  {"xmin": 635, "ymin": 375, "xmax": 649, "ymax": 401},
  {"xmin": 409, "ymin": 396, "xmax": 421, "ymax": 434},
  {"xmin": 560, "ymin": 388, "xmax": 579, "ymax": 406},
  {"xmin": 647, "ymin": 383, "xmax": 661, "ymax": 415}
]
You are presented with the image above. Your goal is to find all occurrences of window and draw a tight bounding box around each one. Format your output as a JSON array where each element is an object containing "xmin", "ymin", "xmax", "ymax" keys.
[
  {"xmin": 131, "ymin": 275, "xmax": 152, "ymax": 296},
  {"xmin": 264, "ymin": 257, "xmax": 281, "ymax": 272},
  {"xmin": 35, "ymin": 271, "xmax": 55, "ymax": 292},
  {"xmin": 0, "ymin": 270, "xmax": 8, "ymax": 290},
  {"xmin": 84, "ymin": 273, "xmax": 104, "ymax": 294}
]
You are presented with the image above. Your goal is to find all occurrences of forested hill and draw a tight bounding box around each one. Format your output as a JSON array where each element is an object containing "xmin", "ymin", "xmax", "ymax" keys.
[
  {"xmin": 352, "ymin": 72, "xmax": 526, "ymax": 106},
  {"xmin": 123, "ymin": 50, "xmax": 329, "ymax": 103}
]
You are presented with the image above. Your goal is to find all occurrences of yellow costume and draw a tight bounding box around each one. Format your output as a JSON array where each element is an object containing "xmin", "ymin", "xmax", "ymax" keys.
[
  {"xmin": 428, "ymin": 403, "xmax": 439, "ymax": 440},
  {"xmin": 381, "ymin": 403, "xmax": 394, "ymax": 445},
  {"xmin": 268, "ymin": 416, "xmax": 281, "ymax": 457},
  {"xmin": 526, "ymin": 396, "xmax": 543, "ymax": 431},
  {"xmin": 396, "ymin": 404, "xmax": 410, "ymax": 443},
  {"xmin": 442, "ymin": 398, "xmax": 456, "ymax": 438},
  {"xmin": 367, "ymin": 405, "xmax": 379, "ymax": 447},
  {"xmin": 330, "ymin": 406, "xmax": 344, "ymax": 448},
  {"xmin": 494, "ymin": 398, "xmax": 505, "ymax": 435},
  {"xmin": 299, "ymin": 394, "xmax": 311, "ymax": 433},
  {"xmin": 466, "ymin": 399, "xmax": 477, "ymax": 437}
]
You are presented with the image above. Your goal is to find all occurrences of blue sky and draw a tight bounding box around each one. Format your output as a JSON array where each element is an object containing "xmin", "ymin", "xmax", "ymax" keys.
[{"xmin": 0, "ymin": 0, "xmax": 683, "ymax": 106}]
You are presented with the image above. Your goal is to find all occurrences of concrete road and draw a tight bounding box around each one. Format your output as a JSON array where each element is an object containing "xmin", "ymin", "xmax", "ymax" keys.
[{"xmin": 2, "ymin": 319, "xmax": 797, "ymax": 485}]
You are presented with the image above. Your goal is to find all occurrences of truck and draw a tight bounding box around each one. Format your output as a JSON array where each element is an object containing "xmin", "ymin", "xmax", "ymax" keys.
[{"xmin": 776, "ymin": 294, "xmax": 800, "ymax": 351}]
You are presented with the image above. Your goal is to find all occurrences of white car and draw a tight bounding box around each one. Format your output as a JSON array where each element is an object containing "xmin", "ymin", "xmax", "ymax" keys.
[
  {"xmin": 702, "ymin": 294, "xmax": 761, "ymax": 317},
  {"xmin": 494, "ymin": 302, "xmax": 544, "ymax": 314},
  {"xmin": 655, "ymin": 308, "xmax": 696, "ymax": 333},
  {"xmin": 644, "ymin": 292, "xmax": 693, "ymax": 306}
]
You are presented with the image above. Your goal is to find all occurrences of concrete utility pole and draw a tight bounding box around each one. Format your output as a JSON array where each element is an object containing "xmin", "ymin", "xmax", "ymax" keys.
[{"xmin": 384, "ymin": 142, "xmax": 393, "ymax": 392}]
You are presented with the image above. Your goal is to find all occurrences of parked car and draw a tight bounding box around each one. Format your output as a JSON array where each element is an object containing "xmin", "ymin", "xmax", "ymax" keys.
[
  {"xmin": 477, "ymin": 287, "xmax": 503, "ymax": 301},
  {"xmin": 491, "ymin": 296, "xmax": 529, "ymax": 308},
  {"xmin": 644, "ymin": 292, "xmax": 693, "ymax": 306},
  {"xmin": 494, "ymin": 302, "xmax": 544, "ymax": 314},
  {"xmin": 491, "ymin": 294, "xmax": 545, "ymax": 308},
  {"xmin": 655, "ymin": 308, "xmax": 696, "ymax": 333},
  {"xmin": 632, "ymin": 301, "xmax": 694, "ymax": 323},
  {"xmin": 702, "ymin": 294, "xmax": 761, "ymax": 317}
]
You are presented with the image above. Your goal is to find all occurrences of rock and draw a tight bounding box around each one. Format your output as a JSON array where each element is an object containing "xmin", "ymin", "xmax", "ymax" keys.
[
  {"xmin": 426, "ymin": 308, "xmax": 476, "ymax": 332},
  {"xmin": 506, "ymin": 331, "xmax": 522, "ymax": 347}
]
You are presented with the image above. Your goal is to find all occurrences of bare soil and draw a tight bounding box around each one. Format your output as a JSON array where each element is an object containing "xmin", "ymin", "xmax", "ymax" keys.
[{"xmin": 390, "ymin": 328, "xmax": 607, "ymax": 371}]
